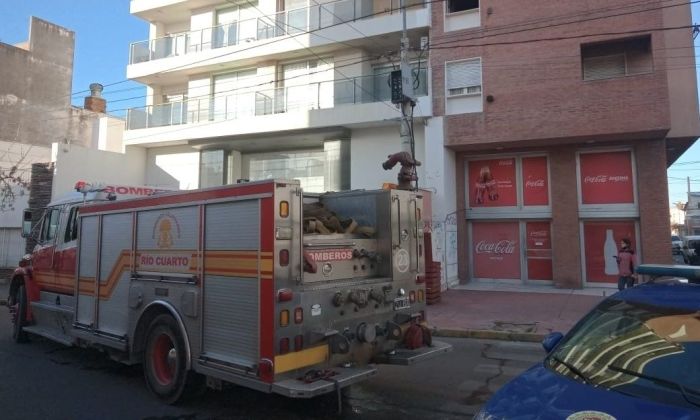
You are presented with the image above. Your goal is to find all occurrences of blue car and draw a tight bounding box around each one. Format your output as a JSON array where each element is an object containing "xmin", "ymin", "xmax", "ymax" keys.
[{"xmin": 477, "ymin": 265, "xmax": 700, "ymax": 420}]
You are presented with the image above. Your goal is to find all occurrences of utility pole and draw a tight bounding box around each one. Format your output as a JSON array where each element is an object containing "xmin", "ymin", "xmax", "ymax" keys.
[{"xmin": 382, "ymin": 0, "xmax": 421, "ymax": 190}]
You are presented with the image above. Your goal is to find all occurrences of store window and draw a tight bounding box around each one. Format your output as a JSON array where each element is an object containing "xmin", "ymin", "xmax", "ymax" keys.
[
  {"xmin": 579, "ymin": 150, "xmax": 635, "ymax": 206},
  {"xmin": 466, "ymin": 155, "xmax": 550, "ymax": 212},
  {"xmin": 583, "ymin": 221, "xmax": 637, "ymax": 284},
  {"xmin": 471, "ymin": 221, "xmax": 520, "ymax": 280}
]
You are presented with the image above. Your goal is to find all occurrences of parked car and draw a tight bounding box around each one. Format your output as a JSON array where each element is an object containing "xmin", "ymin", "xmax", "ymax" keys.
[
  {"xmin": 682, "ymin": 235, "xmax": 700, "ymax": 264},
  {"xmin": 476, "ymin": 265, "xmax": 700, "ymax": 420},
  {"xmin": 672, "ymin": 235, "xmax": 684, "ymax": 250}
]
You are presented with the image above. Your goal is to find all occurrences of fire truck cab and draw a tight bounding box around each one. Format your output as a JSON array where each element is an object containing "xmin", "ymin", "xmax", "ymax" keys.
[{"xmin": 9, "ymin": 180, "xmax": 450, "ymax": 403}]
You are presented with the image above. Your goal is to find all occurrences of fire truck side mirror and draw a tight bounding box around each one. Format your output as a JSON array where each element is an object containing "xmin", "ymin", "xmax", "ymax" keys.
[{"xmin": 21, "ymin": 209, "xmax": 32, "ymax": 238}]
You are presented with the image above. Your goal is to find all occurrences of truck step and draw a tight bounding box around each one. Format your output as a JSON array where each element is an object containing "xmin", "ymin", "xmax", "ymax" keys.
[
  {"xmin": 31, "ymin": 300, "xmax": 74, "ymax": 316},
  {"xmin": 23, "ymin": 325, "xmax": 75, "ymax": 346}
]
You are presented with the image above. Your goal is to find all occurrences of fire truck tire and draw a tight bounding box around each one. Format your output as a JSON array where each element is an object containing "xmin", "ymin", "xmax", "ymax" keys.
[
  {"xmin": 143, "ymin": 314, "xmax": 190, "ymax": 404},
  {"xmin": 12, "ymin": 284, "xmax": 27, "ymax": 343}
]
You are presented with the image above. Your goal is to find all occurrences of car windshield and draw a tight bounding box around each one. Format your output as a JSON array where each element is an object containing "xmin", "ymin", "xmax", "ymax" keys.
[
  {"xmin": 672, "ymin": 235, "xmax": 681, "ymax": 241},
  {"xmin": 547, "ymin": 299, "xmax": 700, "ymax": 409}
]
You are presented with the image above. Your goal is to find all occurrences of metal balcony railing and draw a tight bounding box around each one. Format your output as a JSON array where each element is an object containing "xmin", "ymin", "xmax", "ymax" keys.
[
  {"xmin": 129, "ymin": 0, "xmax": 425, "ymax": 64},
  {"xmin": 126, "ymin": 69, "xmax": 427, "ymax": 130}
]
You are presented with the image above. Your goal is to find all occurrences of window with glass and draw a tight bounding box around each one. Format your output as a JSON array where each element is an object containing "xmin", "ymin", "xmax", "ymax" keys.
[
  {"xmin": 581, "ymin": 36, "xmax": 652, "ymax": 81},
  {"xmin": 446, "ymin": 58, "xmax": 482, "ymax": 97},
  {"xmin": 200, "ymin": 149, "xmax": 226, "ymax": 188},
  {"xmin": 64, "ymin": 207, "xmax": 79, "ymax": 243},
  {"xmin": 447, "ymin": 0, "xmax": 479, "ymax": 14},
  {"xmin": 245, "ymin": 150, "xmax": 326, "ymax": 192},
  {"xmin": 40, "ymin": 207, "xmax": 61, "ymax": 243}
]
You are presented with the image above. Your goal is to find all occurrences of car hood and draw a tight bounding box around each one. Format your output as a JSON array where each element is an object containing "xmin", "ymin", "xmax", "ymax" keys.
[{"xmin": 482, "ymin": 364, "xmax": 700, "ymax": 420}]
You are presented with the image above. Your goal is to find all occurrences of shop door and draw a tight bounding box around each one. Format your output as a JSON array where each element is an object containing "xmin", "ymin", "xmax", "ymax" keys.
[{"xmin": 524, "ymin": 221, "xmax": 553, "ymax": 283}]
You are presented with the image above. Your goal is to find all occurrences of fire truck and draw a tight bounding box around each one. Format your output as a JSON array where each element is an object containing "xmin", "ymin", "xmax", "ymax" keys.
[{"xmin": 8, "ymin": 179, "xmax": 450, "ymax": 403}]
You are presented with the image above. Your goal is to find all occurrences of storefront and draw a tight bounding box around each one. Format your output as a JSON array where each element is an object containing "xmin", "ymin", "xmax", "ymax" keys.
[{"xmin": 463, "ymin": 147, "xmax": 640, "ymax": 288}]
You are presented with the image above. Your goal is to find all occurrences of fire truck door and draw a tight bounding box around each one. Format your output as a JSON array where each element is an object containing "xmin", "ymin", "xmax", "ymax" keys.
[{"xmin": 32, "ymin": 207, "xmax": 61, "ymax": 291}]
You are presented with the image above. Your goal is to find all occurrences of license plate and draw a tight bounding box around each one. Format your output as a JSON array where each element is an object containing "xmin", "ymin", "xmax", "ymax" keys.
[{"xmin": 393, "ymin": 296, "xmax": 410, "ymax": 311}]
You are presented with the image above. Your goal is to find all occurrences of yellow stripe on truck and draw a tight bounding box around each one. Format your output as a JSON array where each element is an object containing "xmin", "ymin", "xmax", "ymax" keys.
[{"xmin": 274, "ymin": 345, "xmax": 329, "ymax": 374}]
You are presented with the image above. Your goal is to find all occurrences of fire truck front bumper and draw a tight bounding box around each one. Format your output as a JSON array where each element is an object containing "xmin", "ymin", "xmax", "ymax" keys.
[
  {"xmin": 271, "ymin": 366, "xmax": 377, "ymax": 398},
  {"xmin": 372, "ymin": 340, "xmax": 453, "ymax": 366}
]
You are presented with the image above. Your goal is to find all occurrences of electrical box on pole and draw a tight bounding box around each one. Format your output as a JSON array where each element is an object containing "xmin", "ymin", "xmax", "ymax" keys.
[{"xmin": 390, "ymin": 70, "xmax": 403, "ymax": 104}]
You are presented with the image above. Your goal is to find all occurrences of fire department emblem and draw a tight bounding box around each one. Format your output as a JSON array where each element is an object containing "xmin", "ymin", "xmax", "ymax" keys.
[{"xmin": 153, "ymin": 213, "xmax": 181, "ymax": 249}]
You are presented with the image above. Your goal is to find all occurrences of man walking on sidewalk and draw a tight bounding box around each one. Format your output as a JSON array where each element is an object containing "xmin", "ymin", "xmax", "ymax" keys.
[{"xmin": 615, "ymin": 238, "xmax": 636, "ymax": 291}]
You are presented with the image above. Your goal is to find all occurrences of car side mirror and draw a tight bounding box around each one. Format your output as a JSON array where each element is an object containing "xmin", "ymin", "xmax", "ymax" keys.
[
  {"xmin": 542, "ymin": 332, "xmax": 563, "ymax": 353},
  {"xmin": 21, "ymin": 209, "xmax": 32, "ymax": 238}
]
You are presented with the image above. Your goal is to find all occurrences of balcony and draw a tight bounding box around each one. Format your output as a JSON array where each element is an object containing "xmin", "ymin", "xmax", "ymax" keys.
[
  {"xmin": 129, "ymin": 0, "xmax": 425, "ymax": 65},
  {"xmin": 126, "ymin": 70, "xmax": 428, "ymax": 131}
]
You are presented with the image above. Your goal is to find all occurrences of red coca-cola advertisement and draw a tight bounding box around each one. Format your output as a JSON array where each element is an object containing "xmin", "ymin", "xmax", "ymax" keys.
[
  {"xmin": 472, "ymin": 222, "xmax": 520, "ymax": 279},
  {"xmin": 580, "ymin": 151, "xmax": 635, "ymax": 205},
  {"xmin": 583, "ymin": 221, "xmax": 637, "ymax": 284},
  {"xmin": 522, "ymin": 157, "xmax": 549, "ymax": 206},
  {"xmin": 468, "ymin": 158, "xmax": 517, "ymax": 208},
  {"xmin": 526, "ymin": 222, "xmax": 552, "ymax": 280}
]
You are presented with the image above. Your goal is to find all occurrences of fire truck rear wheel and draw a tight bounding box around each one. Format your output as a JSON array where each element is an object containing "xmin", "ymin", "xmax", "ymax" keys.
[
  {"xmin": 143, "ymin": 314, "xmax": 189, "ymax": 404},
  {"xmin": 12, "ymin": 284, "xmax": 28, "ymax": 343}
]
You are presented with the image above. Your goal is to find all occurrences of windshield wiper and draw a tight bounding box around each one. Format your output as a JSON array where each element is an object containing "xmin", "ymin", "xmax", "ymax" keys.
[
  {"xmin": 550, "ymin": 355, "xmax": 590, "ymax": 384},
  {"xmin": 607, "ymin": 364, "xmax": 700, "ymax": 408}
]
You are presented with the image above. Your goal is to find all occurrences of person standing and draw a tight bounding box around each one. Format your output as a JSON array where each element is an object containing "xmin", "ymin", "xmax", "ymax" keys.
[{"xmin": 615, "ymin": 238, "xmax": 636, "ymax": 291}]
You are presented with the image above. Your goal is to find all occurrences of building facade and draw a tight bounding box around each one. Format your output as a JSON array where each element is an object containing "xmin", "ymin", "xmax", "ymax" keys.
[
  {"xmin": 124, "ymin": 0, "xmax": 434, "ymax": 193},
  {"xmin": 0, "ymin": 17, "xmax": 124, "ymax": 267},
  {"xmin": 122, "ymin": 0, "xmax": 700, "ymax": 290},
  {"xmin": 430, "ymin": 0, "xmax": 700, "ymax": 288}
]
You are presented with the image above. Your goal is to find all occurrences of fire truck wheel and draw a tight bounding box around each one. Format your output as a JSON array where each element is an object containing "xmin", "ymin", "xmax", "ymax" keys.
[
  {"xmin": 11, "ymin": 285, "xmax": 28, "ymax": 343},
  {"xmin": 144, "ymin": 314, "xmax": 189, "ymax": 404}
]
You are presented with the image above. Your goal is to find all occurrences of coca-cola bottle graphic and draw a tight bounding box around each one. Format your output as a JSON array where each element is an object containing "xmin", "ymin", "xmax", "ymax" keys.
[
  {"xmin": 475, "ymin": 166, "xmax": 499, "ymax": 204},
  {"xmin": 603, "ymin": 229, "xmax": 619, "ymax": 275}
]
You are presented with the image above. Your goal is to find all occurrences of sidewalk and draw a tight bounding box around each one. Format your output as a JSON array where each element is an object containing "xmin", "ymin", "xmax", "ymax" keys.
[{"xmin": 428, "ymin": 286, "xmax": 609, "ymax": 342}]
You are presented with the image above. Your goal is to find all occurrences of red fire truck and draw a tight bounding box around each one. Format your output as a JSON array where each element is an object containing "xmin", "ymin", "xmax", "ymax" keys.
[{"xmin": 8, "ymin": 179, "xmax": 449, "ymax": 403}]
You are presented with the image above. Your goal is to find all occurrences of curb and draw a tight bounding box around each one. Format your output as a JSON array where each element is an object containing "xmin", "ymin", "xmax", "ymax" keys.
[{"xmin": 432, "ymin": 328, "xmax": 545, "ymax": 343}]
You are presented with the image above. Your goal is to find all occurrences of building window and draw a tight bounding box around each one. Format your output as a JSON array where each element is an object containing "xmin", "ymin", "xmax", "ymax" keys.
[
  {"xmin": 581, "ymin": 36, "xmax": 652, "ymax": 81},
  {"xmin": 446, "ymin": 58, "xmax": 482, "ymax": 97},
  {"xmin": 244, "ymin": 149, "xmax": 327, "ymax": 192},
  {"xmin": 447, "ymin": 0, "xmax": 478, "ymax": 14},
  {"xmin": 200, "ymin": 149, "xmax": 226, "ymax": 188}
]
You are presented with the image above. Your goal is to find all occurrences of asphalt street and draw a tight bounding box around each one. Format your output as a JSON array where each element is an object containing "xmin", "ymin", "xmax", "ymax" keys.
[{"xmin": 0, "ymin": 305, "xmax": 542, "ymax": 420}]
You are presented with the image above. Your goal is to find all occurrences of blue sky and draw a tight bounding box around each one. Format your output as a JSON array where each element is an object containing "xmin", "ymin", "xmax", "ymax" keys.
[{"xmin": 1, "ymin": 1, "xmax": 699, "ymax": 205}]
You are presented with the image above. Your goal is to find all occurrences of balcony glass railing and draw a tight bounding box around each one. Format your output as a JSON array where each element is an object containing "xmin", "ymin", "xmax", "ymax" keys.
[
  {"xmin": 129, "ymin": 0, "xmax": 425, "ymax": 64},
  {"xmin": 126, "ymin": 69, "xmax": 427, "ymax": 130}
]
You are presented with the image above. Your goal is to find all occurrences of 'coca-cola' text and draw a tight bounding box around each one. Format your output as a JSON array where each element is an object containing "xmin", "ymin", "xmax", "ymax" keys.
[
  {"xmin": 583, "ymin": 175, "xmax": 629, "ymax": 184},
  {"xmin": 475, "ymin": 240, "xmax": 517, "ymax": 254}
]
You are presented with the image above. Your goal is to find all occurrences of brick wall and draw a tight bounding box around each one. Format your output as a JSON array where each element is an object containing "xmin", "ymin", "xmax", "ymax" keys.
[
  {"xmin": 25, "ymin": 162, "xmax": 53, "ymax": 253},
  {"xmin": 636, "ymin": 139, "xmax": 672, "ymax": 264},
  {"xmin": 431, "ymin": 0, "xmax": 672, "ymax": 149},
  {"xmin": 550, "ymin": 146, "xmax": 582, "ymax": 288}
]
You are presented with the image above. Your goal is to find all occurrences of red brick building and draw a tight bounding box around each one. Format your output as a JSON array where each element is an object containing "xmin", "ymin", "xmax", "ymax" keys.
[{"xmin": 430, "ymin": 0, "xmax": 700, "ymax": 288}]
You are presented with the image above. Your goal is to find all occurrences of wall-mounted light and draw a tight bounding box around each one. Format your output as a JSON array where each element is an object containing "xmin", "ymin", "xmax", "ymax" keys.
[{"xmin": 486, "ymin": 95, "xmax": 495, "ymax": 103}]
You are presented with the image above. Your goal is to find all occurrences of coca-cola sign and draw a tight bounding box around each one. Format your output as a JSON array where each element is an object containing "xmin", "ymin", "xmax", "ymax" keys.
[
  {"xmin": 522, "ymin": 156, "xmax": 549, "ymax": 206},
  {"xmin": 475, "ymin": 240, "xmax": 516, "ymax": 254},
  {"xmin": 468, "ymin": 158, "xmax": 517, "ymax": 208},
  {"xmin": 583, "ymin": 175, "xmax": 630, "ymax": 184},
  {"xmin": 584, "ymin": 221, "xmax": 636, "ymax": 284},
  {"xmin": 580, "ymin": 151, "xmax": 634, "ymax": 205},
  {"xmin": 472, "ymin": 222, "xmax": 521, "ymax": 279}
]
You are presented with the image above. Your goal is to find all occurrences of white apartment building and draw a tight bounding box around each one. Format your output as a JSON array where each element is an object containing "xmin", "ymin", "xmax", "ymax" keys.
[{"xmin": 124, "ymin": 0, "xmax": 435, "ymax": 193}]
